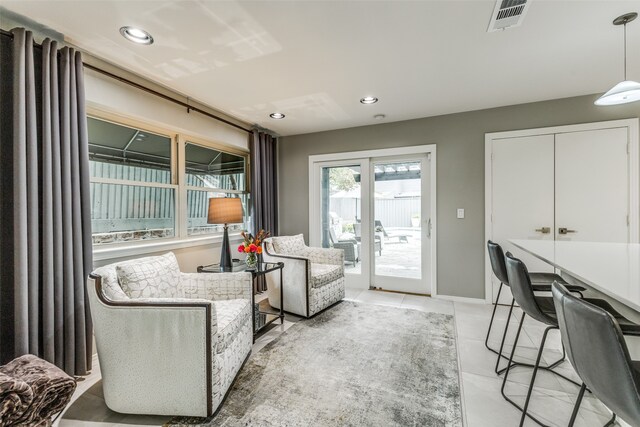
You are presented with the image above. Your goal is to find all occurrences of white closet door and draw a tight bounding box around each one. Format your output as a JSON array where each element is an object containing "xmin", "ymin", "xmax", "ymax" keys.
[
  {"xmin": 555, "ymin": 128, "xmax": 629, "ymax": 243},
  {"xmin": 491, "ymin": 135, "xmax": 555, "ymax": 303}
]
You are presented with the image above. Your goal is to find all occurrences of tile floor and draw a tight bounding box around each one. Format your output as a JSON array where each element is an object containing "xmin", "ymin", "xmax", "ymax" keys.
[{"xmin": 56, "ymin": 289, "xmax": 620, "ymax": 427}]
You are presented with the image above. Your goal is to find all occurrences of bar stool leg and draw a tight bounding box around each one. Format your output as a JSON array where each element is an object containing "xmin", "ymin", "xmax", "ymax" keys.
[
  {"xmin": 568, "ymin": 383, "xmax": 586, "ymax": 427},
  {"xmin": 501, "ymin": 313, "xmax": 550, "ymax": 427},
  {"xmin": 495, "ymin": 298, "xmax": 516, "ymax": 374},
  {"xmin": 485, "ymin": 282, "xmax": 504, "ymax": 353},
  {"xmin": 604, "ymin": 413, "xmax": 617, "ymax": 427},
  {"xmin": 519, "ymin": 326, "xmax": 556, "ymax": 427}
]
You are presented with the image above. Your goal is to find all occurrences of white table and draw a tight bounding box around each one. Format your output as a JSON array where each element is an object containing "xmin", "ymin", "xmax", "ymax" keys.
[{"xmin": 509, "ymin": 239, "xmax": 640, "ymax": 313}]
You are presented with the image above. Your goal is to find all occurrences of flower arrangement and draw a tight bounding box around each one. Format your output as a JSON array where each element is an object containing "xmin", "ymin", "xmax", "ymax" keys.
[{"xmin": 238, "ymin": 229, "xmax": 270, "ymax": 268}]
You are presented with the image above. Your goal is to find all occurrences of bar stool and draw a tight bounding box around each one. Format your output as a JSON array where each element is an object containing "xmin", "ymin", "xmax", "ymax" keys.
[
  {"xmin": 552, "ymin": 282, "xmax": 640, "ymax": 427},
  {"xmin": 502, "ymin": 252, "xmax": 640, "ymax": 427},
  {"xmin": 486, "ymin": 241, "xmax": 585, "ymax": 374}
]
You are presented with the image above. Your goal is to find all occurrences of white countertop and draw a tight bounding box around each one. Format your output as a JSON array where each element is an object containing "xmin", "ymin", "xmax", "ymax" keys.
[{"xmin": 509, "ymin": 239, "xmax": 640, "ymax": 312}]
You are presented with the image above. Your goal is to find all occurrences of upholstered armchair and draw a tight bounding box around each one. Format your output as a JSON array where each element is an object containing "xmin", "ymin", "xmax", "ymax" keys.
[
  {"xmin": 262, "ymin": 234, "xmax": 345, "ymax": 318},
  {"xmin": 87, "ymin": 252, "xmax": 253, "ymax": 417}
]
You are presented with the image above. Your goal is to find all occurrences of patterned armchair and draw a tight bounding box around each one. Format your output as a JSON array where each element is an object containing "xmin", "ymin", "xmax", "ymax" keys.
[
  {"xmin": 262, "ymin": 234, "xmax": 345, "ymax": 318},
  {"xmin": 87, "ymin": 252, "xmax": 252, "ymax": 417}
]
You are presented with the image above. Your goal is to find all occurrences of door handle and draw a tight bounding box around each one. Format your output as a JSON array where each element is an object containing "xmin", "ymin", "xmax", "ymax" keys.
[
  {"xmin": 558, "ymin": 227, "xmax": 577, "ymax": 235},
  {"xmin": 427, "ymin": 218, "xmax": 432, "ymax": 238},
  {"xmin": 535, "ymin": 227, "xmax": 550, "ymax": 234}
]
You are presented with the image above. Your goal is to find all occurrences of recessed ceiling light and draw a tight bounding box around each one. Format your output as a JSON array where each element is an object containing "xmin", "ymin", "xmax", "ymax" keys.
[
  {"xmin": 373, "ymin": 114, "xmax": 386, "ymax": 120},
  {"xmin": 120, "ymin": 26, "xmax": 154, "ymax": 45},
  {"xmin": 360, "ymin": 96, "xmax": 378, "ymax": 104},
  {"xmin": 270, "ymin": 113, "xmax": 285, "ymax": 119}
]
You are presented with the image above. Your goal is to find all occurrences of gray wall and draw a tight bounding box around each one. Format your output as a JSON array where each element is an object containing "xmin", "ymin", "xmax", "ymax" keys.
[{"xmin": 278, "ymin": 93, "xmax": 640, "ymax": 299}]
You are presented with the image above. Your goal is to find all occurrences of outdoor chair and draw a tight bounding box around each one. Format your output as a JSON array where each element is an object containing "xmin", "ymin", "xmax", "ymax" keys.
[
  {"xmin": 375, "ymin": 220, "xmax": 409, "ymax": 243},
  {"xmin": 328, "ymin": 228, "xmax": 360, "ymax": 266},
  {"xmin": 353, "ymin": 223, "xmax": 383, "ymax": 256}
]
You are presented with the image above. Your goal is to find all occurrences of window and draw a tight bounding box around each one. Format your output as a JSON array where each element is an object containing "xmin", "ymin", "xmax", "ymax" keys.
[
  {"xmin": 184, "ymin": 142, "xmax": 248, "ymax": 236},
  {"xmin": 88, "ymin": 115, "xmax": 248, "ymax": 246}
]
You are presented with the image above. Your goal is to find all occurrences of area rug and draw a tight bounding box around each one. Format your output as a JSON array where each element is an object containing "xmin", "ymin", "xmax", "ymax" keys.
[{"xmin": 169, "ymin": 301, "xmax": 462, "ymax": 427}]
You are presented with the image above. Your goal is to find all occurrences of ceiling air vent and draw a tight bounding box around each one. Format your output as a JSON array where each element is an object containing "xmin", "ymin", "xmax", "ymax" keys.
[{"xmin": 487, "ymin": 0, "xmax": 531, "ymax": 32}]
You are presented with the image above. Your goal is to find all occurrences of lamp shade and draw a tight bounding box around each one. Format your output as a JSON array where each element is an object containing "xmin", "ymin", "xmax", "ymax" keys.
[
  {"xmin": 207, "ymin": 197, "xmax": 243, "ymax": 224},
  {"xmin": 594, "ymin": 80, "xmax": 640, "ymax": 106}
]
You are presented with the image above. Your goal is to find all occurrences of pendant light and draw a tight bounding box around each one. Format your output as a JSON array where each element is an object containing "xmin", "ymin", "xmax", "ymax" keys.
[{"xmin": 595, "ymin": 12, "xmax": 640, "ymax": 106}]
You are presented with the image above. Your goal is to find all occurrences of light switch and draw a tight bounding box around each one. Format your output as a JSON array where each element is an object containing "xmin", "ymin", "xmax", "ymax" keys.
[{"xmin": 457, "ymin": 208, "xmax": 465, "ymax": 219}]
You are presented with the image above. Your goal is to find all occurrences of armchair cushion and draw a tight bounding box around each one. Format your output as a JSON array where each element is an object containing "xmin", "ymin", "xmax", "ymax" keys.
[
  {"xmin": 310, "ymin": 263, "xmax": 343, "ymax": 288},
  {"xmin": 180, "ymin": 272, "xmax": 252, "ymax": 301},
  {"xmin": 271, "ymin": 234, "xmax": 306, "ymax": 255},
  {"xmin": 115, "ymin": 252, "xmax": 180, "ymax": 299},
  {"xmin": 212, "ymin": 299, "xmax": 251, "ymax": 354}
]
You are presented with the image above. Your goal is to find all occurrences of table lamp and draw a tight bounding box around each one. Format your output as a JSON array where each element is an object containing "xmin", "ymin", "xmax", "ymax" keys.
[{"xmin": 208, "ymin": 197, "xmax": 244, "ymax": 272}]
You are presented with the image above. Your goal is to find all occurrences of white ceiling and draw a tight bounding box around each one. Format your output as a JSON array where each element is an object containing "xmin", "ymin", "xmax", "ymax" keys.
[{"xmin": 2, "ymin": 0, "xmax": 639, "ymax": 136}]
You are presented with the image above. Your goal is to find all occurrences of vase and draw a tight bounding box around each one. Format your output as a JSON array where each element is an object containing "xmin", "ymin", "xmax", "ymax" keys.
[{"xmin": 245, "ymin": 253, "xmax": 258, "ymax": 269}]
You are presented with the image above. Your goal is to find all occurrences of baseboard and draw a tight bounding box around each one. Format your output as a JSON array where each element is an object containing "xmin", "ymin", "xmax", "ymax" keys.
[{"xmin": 433, "ymin": 294, "xmax": 487, "ymax": 304}]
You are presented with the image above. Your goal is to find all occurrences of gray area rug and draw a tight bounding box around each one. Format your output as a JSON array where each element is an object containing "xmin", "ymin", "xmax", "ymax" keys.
[{"xmin": 170, "ymin": 301, "xmax": 462, "ymax": 427}]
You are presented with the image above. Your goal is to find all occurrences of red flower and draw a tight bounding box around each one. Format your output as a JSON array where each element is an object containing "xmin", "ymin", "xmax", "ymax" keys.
[
  {"xmin": 237, "ymin": 244, "xmax": 245, "ymax": 253},
  {"xmin": 249, "ymin": 243, "xmax": 258, "ymax": 253}
]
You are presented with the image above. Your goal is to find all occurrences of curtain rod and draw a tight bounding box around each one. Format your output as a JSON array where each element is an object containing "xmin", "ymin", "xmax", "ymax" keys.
[
  {"xmin": 82, "ymin": 64, "xmax": 252, "ymax": 133},
  {"xmin": 0, "ymin": 29, "xmax": 253, "ymax": 134}
]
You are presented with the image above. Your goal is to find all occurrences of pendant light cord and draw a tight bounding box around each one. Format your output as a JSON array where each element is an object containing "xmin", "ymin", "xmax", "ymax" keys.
[{"xmin": 624, "ymin": 21, "xmax": 628, "ymax": 80}]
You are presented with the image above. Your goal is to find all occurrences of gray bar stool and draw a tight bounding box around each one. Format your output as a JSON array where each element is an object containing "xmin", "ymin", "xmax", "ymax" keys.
[
  {"xmin": 503, "ymin": 252, "xmax": 640, "ymax": 427},
  {"xmin": 553, "ymin": 282, "xmax": 640, "ymax": 427},
  {"xmin": 486, "ymin": 241, "xmax": 585, "ymax": 374}
]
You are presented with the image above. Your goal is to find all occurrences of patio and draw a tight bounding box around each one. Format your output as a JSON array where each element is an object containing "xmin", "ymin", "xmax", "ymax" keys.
[{"xmin": 344, "ymin": 227, "xmax": 422, "ymax": 279}]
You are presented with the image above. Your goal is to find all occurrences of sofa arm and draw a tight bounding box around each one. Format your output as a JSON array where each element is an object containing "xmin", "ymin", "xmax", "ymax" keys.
[
  {"xmin": 302, "ymin": 246, "xmax": 344, "ymax": 266},
  {"xmin": 87, "ymin": 274, "xmax": 217, "ymax": 417},
  {"xmin": 180, "ymin": 272, "xmax": 252, "ymax": 301}
]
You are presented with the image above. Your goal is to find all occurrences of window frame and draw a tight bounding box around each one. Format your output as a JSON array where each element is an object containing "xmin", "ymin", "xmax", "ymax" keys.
[
  {"xmin": 178, "ymin": 134, "xmax": 249, "ymax": 239},
  {"xmin": 87, "ymin": 108, "xmax": 250, "ymax": 259}
]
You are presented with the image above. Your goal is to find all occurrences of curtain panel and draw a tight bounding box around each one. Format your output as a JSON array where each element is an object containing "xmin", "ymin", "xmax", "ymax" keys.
[
  {"xmin": 250, "ymin": 131, "xmax": 278, "ymax": 292},
  {"xmin": 0, "ymin": 28, "xmax": 93, "ymax": 376},
  {"xmin": 249, "ymin": 130, "xmax": 278, "ymax": 236}
]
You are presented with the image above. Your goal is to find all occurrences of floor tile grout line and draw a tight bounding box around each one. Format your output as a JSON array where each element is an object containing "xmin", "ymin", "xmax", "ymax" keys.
[{"xmin": 453, "ymin": 303, "xmax": 470, "ymax": 427}]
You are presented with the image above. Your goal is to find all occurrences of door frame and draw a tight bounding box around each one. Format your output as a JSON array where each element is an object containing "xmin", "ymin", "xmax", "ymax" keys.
[
  {"xmin": 484, "ymin": 118, "xmax": 640, "ymax": 304},
  {"xmin": 309, "ymin": 145, "xmax": 438, "ymax": 296}
]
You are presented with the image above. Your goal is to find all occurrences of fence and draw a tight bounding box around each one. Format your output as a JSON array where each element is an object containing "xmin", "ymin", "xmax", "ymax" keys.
[
  {"xmin": 90, "ymin": 161, "xmax": 243, "ymax": 234},
  {"xmin": 329, "ymin": 197, "xmax": 421, "ymax": 228}
]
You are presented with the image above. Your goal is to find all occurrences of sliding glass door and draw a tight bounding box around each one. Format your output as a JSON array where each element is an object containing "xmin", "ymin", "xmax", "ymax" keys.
[
  {"xmin": 310, "ymin": 151, "xmax": 434, "ymax": 295},
  {"xmin": 371, "ymin": 156, "xmax": 430, "ymax": 294}
]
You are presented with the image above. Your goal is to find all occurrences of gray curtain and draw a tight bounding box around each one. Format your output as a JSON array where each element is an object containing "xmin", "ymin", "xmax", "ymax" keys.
[
  {"xmin": 0, "ymin": 28, "xmax": 93, "ymax": 376},
  {"xmin": 250, "ymin": 130, "xmax": 278, "ymax": 236},
  {"xmin": 250, "ymin": 131, "xmax": 278, "ymax": 292}
]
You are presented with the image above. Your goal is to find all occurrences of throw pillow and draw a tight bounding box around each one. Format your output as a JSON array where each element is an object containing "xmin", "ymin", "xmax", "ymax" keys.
[
  {"xmin": 272, "ymin": 234, "xmax": 306, "ymax": 254},
  {"xmin": 116, "ymin": 252, "xmax": 180, "ymax": 299}
]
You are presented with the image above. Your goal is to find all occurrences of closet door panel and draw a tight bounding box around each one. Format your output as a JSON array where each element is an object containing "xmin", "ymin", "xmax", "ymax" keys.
[
  {"xmin": 555, "ymin": 128, "xmax": 629, "ymax": 243},
  {"xmin": 491, "ymin": 135, "xmax": 555, "ymax": 302}
]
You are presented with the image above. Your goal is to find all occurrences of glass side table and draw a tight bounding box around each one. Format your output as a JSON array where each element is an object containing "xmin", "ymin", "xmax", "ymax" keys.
[{"xmin": 197, "ymin": 261, "xmax": 284, "ymax": 340}]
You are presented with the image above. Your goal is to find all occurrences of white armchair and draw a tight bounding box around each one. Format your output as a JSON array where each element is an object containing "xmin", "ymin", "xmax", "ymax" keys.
[
  {"xmin": 87, "ymin": 252, "xmax": 252, "ymax": 417},
  {"xmin": 262, "ymin": 234, "xmax": 345, "ymax": 318}
]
